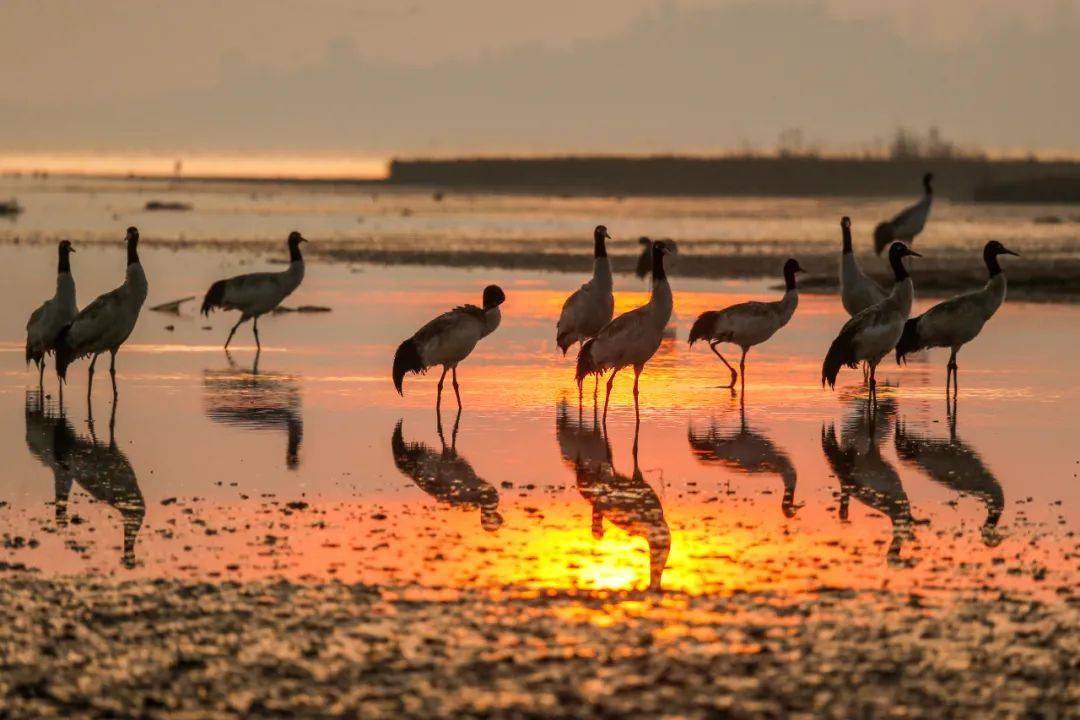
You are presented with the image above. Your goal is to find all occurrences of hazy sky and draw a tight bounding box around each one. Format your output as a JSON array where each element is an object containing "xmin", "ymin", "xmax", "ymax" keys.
[{"xmin": 1, "ymin": 0, "xmax": 1075, "ymax": 156}]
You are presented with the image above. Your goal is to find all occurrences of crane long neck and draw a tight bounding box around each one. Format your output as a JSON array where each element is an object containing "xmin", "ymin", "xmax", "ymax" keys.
[
  {"xmin": 841, "ymin": 225, "xmax": 853, "ymax": 255},
  {"xmin": 893, "ymin": 276, "xmax": 914, "ymax": 317},
  {"xmin": 985, "ymin": 252, "xmax": 1002, "ymax": 277},
  {"xmin": 58, "ymin": 248, "xmax": 71, "ymax": 275},
  {"xmin": 127, "ymin": 241, "xmax": 140, "ymax": 267},
  {"xmin": 593, "ymin": 233, "xmax": 607, "ymax": 259},
  {"xmin": 652, "ymin": 249, "xmax": 666, "ymax": 282},
  {"xmin": 890, "ymin": 253, "xmax": 910, "ymax": 282},
  {"xmin": 289, "ymin": 242, "xmax": 303, "ymax": 263},
  {"xmin": 784, "ymin": 266, "xmax": 798, "ymax": 291}
]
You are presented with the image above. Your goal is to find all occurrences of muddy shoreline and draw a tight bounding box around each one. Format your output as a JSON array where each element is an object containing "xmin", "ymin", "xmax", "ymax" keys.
[
  {"xmin": 0, "ymin": 576, "xmax": 1074, "ymax": 719},
  {"xmin": 3, "ymin": 234, "xmax": 1076, "ymax": 302}
]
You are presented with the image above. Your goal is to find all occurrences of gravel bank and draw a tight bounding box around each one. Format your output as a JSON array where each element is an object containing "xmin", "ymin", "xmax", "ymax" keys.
[{"xmin": 1, "ymin": 577, "xmax": 1075, "ymax": 719}]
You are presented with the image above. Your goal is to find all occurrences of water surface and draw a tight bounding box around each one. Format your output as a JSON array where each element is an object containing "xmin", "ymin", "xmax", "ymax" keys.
[{"xmin": 1, "ymin": 243, "xmax": 1075, "ymax": 600}]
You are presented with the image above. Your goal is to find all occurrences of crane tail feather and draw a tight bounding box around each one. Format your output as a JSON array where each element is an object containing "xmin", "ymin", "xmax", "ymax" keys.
[
  {"xmin": 393, "ymin": 338, "xmax": 424, "ymax": 395},
  {"xmin": 575, "ymin": 338, "xmax": 599, "ymax": 383},
  {"xmin": 688, "ymin": 311, "xmax": 720, "ymax": 347},
  {"xmin": 54, "ymin": 325, "xmax": 74, "ymax": 382},
  {"xmin": 873, "ymin": 222, "xmax": 894, "ymax": 255},
  {"xmin": 201, "ymin": 280, "xmax": 227, "ymax": 317},
  {"xmin": 895, "ymin": 316, "xmax": 924, "ymax": 365},
  {"xmin": 822, "ymin": 325, "xmax": 859, "ymax": 389}
]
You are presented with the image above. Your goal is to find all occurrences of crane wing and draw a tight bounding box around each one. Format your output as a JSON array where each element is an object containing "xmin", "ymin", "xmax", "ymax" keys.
[
  {"xmin": 66, "ymin": 287, "xmax": 126, "ymax": 349},
  {"xmin": 219, "ymin": 271, "xmax": 288, "ymax": 308}
]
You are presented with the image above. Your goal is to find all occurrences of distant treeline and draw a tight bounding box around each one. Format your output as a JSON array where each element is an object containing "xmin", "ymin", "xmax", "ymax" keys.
[{"xmin": 386, "ymin": 156, "xmax": 1080, "ymax": 200}]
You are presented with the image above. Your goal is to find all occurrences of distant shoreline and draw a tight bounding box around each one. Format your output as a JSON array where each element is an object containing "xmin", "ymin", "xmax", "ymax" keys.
[
  {"xmin": 385, "ymin": 156, "xmax": 1080, "ymax": 201},
  {"xmin": 5, "ymin": 154, "xmax": 1080, "ymax": 200}
]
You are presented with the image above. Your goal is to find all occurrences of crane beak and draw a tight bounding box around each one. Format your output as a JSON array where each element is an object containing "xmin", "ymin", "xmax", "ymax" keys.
[
  {"xmin": 1001, "ymin": 248, "xmax": 1019, "ymax": 257},
  {"xmin": 906, "ymin": 249, "xmax": 923, "ymax": 258},
  {"xmin": 604, "ymin": 230, "xmax": 612, "ymax": 240}
]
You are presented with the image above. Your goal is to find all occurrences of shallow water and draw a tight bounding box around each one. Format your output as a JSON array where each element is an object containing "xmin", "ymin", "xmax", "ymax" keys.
[
  {"xmin": 2, "ymin": 174, "xmax": 1079, "ymax": 259},
  {"xmin": 0, "ymin": 243, "xmax": 1077, "ymax": 599}
]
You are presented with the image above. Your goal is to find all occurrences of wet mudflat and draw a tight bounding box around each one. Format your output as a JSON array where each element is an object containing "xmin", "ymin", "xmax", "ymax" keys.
[
  {"xmin": 1, "ymin": 242, "xmax": 1077, "ymax": 717},
  {"xmin": 1, "ymin": 579, "xmax": 1075, "ymax": 719}
]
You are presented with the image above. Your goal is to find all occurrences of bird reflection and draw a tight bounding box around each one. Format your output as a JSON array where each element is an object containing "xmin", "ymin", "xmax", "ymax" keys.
[
  {"xmin": 894, "ymin": 404, "xmax": 1004, "ymax": 546},
  {"xmin": 202, "ymin": 353, "xmax": 303, "ymax": 469},
  {"xmin": 556, "ymin": 399, "xmax": 608, "ymax": 472},
  {"xmin": 392, "ymin": 412, "xmax": 503, "ymax": 532},
  {"xmin": 688, "ymin": 397, "xmax": 800, "ymax": 518},
  {"xmin": 24, "ymin": 391, "xmax": 145, "ymax": 568},
  {"xmin": 558, "ymin": 406, "xmax": 670, "ymax": 592},
  {"xmin": 821, "ymin": 395, "xmax": 923, "ymax": 566}
]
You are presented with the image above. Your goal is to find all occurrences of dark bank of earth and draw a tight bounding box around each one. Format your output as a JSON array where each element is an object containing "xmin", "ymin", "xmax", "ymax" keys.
[
  {"xmin": 0, "ymin": 577, "xmax": 1075, "ymax": 719},
  {"xmin": 323, "ymin": 247, "xmax": 1080, "ymax": 303}
]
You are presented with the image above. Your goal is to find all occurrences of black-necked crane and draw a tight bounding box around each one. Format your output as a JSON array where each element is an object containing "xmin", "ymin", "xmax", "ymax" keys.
[
  {"xmin": 556, "ymin": 225, "xmax": 614, "ymax": 363},
  {"xmin": 391, "ymin": 415, "xmax": 502, "ymax": 532},
  {"xmin": 572, "ymin": 424, "xmax": 670, "ymax": 592},
  {"xmin": 689, "ymin": 258, "xmax": 802, "ymax": 389},
  {"xmin": 821, "ymin": 396, "xmax": 923, "ymax": 566},
  {"xmin": 25, "ymin": 392, "xmax": 144, "ymax": 568},
  {"xmin": 393, "ymin": 284, "xmax": 506, "ymax": 410},
  {"xmin": 26, "ymin": 240, "xmax": 78, "ymax": 388},
  {"xmin": 688, "ymin": 401, "xmax": 800, "ymax": 518},
  {"xmin": 576, "ymin": 241, "xmax": 673, "ymax": 422},
  {"xmin": 873, "ymin": 172, "xmax": 933, "ymax": 254},
  {"xmin": 895, "ymin": 410, "xmax": 1004, "ymax": 547},
  {"xmin": 201, "ymin": 230, "xmax": 308, "ymax": 352},
  {"xmin": 895, "ymin": 240, "xmax": 1018, "ymax": 395},
  {"xmin": 839, "ymin": 217, "xmax": 886, "ymax": 317},
  {"xmin": 822, "ymin": 242, "xmax": 921, "ymax": 401},
  {"xmin": 55, "ymin": 227, "xmax": 148, "ymax": 401}
]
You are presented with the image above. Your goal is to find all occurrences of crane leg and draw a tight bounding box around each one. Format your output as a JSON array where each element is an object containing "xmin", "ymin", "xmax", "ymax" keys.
[
  {"xmin": 709, "ymin": 342, "xmax": 737, "ymax": 388},
  {"xmin": 436, "ymin": 366, "xmax": 448, "ymax": 413},
  {"xmin": 868, "ymin": 363, "xmax": 877, "ymax": 405},
  {"xmin": 946, "ymin": 349, "xmax": 958, "ymax": 397},
  {"xmin": 224, "ymin": 316, "xmax": 246, "ymax": 351},
  {"xmin": 38, "ymin": 361, "xmax": 45, "ymax": 390},
  {"xmin": 593, "ymin": 374, "xmax": 599, "ymax": 404},
  {"xmin": 87, "ymin": 353, "xmax": 99, "ymax": 403},
  {"xmin": 739, "ymin": 348, "xmax": 748, "ymax": 393},
  {"xmin": 452, "ymin": 367, "xmax": 462, "ymax": 409},
  {"xmin": 109, "ymin": 350, "xmax": 118, "ymax": 398},
  {"xmin": 632, "ymin": 365, "xmax": 642, "ymax": 424},
  {"xmin": 603, "ymin": 369, "xmax": 619, "ymax": 425},
  {"xmin": 252, "ymin": 316, "xmax": 261, "ymax": 353}
]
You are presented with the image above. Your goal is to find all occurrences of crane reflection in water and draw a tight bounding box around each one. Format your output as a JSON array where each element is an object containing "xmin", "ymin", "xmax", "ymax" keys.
[
  {"xmin": 24, "ymin": 391, "xmax": 145, "ymax": 568},
  {"xmin": 821, "ymin": 393, "xmax": 925, "ymax": 567},
  {"xmin": 556, "ymin": 401, "xmax": 670, "ymax": 592},
  {"xmin": 894, "ymin": 401, "xmax": 1005, "ymax": 546},
  {"xmin": 202, "ymin": 353, "xmax": 304, "ymax": 470},
  {"xmin": 391, "ymin": 412, "xmax": 503, "ymax": 532},
  {"xmin": 687, "ymin": 394, "xmax": 800, "ymax": 518}
]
